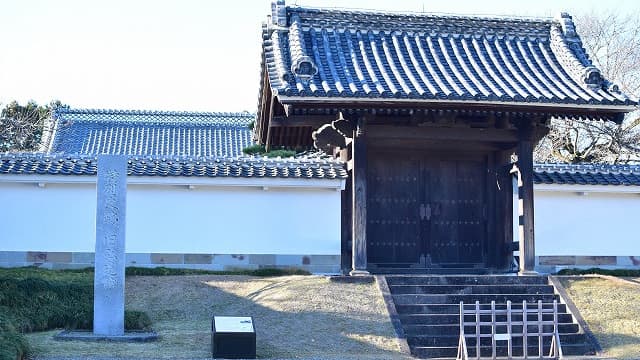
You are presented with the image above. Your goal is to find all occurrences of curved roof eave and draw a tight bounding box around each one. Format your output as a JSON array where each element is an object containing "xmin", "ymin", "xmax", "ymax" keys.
[{"xmin": 275, "ymin": 95, "xmax": 637, "ymax": 113}]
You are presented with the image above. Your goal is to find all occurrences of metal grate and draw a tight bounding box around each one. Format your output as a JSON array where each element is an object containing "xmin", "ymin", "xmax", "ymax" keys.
[{"xmin": 457, "ymin": 300, "xmax": 563, "ymax": 359}]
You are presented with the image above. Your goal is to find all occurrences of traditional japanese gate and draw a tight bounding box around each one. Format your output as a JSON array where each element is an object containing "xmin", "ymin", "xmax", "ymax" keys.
[
  {"xmin": 367, "ymin": 152, "xmax": 487, "ymax": 269},
  {"xmin": 255, "ymin": 2, "xmax": 637, "ymax": 275}
]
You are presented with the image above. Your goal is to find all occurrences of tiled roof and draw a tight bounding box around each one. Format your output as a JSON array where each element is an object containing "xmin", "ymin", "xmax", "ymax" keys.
[
  {"xmin": 534, "ymin": 163, "xmax": 640, "ymax": 186},
  {"xmin": 43, "ymin": 108, "xmax": 255, "ymax": 157},
  {"xmin": 0, "ymin": 153, "xmax": 348, "ymax": 180},
  {"xmin": 3, "ymin": 153, "xmax": 639, "ymax": 185},
  {"xmin": 261, "ymin": 2, "xmax": 637, "ymax": 110}
]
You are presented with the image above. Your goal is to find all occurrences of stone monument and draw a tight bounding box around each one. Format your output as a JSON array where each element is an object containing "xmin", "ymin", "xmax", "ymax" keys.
[
  {"xmin": 94, "ymin": 155, "xmax": 127, "ymax": 336},
  {"xmin": 54, "ymin": 155, "xmax": 156, "ymax": 341}
]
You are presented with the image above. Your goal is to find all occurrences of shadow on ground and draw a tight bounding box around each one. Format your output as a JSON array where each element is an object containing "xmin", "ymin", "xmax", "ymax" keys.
[{"xmin": 27, "ymin": 275, "xmax": 410, "ymax": 360}]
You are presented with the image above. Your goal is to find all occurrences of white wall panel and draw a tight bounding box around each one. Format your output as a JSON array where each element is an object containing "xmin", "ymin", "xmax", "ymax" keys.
[
  {"xmin": 1, "ymin": 182, "xmax": 97, "ymax": 251},
  {"xmin": 0, "ymin": 179, "xmax": 341, "ymax": 255},
  {"xmin": 126, "ymin": 184, "xmax": 341, "ymax": 254},
  {"xmin": 535, "ymin": 189, "xmax": 640, "ymax": 256}
]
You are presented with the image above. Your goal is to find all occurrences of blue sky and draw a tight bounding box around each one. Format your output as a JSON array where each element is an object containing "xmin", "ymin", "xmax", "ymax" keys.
[{"xmin": 0, "ymin": 0, "xmax": 638, "ymax": 112}]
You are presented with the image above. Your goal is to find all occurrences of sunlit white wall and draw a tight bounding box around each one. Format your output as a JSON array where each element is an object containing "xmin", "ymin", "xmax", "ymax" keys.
[
  {"xmin": 0, "ymin": 177, "xmax": 342, "ymax": 255},
  {"xmin": 535, "ymin": 186, "xmax": 640, "ymax": 256}
]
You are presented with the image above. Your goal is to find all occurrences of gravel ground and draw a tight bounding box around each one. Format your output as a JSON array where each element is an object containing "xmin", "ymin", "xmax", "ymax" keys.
[
  {"xmin": 27, "ymin": 275, "xmax": 410, "ymax": 360},
  {"xmin": 559, "ymin": 276, "xmax": 640, "ymax": 359}
]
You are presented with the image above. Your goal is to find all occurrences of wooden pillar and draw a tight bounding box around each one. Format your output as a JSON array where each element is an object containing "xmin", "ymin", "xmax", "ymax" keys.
[
  {"xmin": 517, "ymin": 123, "xmax": 536, "ymax": 274},
  {"xmin": 340, "ymin": 148, "xmax": 353, "ymax": 273},
  {"xmin": 494, "ymin": 150, "xmax": 514, "ymax": 271},
  {"xmin": 511, "ymin": 167, "xmax": 521, "ymax": 255},
  {"xmin": 350, "ymin": 117, "xmax": 369, "ymax": 276},
  {"xmin": 264, "ymin": 95, "xmax": 275, "ymax": 151}
]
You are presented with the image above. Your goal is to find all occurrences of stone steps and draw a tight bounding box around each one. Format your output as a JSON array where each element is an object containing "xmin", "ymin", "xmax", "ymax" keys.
[
  {"xmin": 403, "ymin": 323, "xmax": 579, "ymax": 337},
  {"xmin": 392, "ymin": 293, "xmax": 560, "ymax": 305},
  {"xmin": 412, "ymin": 342, "xmax": 593, "ymax": 359},
  {"xmin": 407, "ymin": 333, "xmax": 589, "ymax": 347},
  {"xmin": 389, "ymin": 284, "xmax": 555, "ymax": 294},
  {"xmin": 386, "ymin": 275, "xmax": 549, "ymax": 286},
  {"xmin": 395, "ymin": 303, "xmax": 569, "ymax": 314},
  {"xmin": 384, "ymin": 275, "xmax": 595, "ymax": 359},
  {"xmin": 372, "ymin": 267, "xmax": 489, "ymax": 275},
  {"xmin": 400, "ymin": 313, "xmax": 575, "ymax": 325}
]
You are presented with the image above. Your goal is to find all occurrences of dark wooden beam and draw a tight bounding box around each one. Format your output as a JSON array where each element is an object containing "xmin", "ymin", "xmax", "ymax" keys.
[
  {"xmin": 256, "ymin": 72, "xmax": 270, "ymax": 145},
  {"xmin": 351, "ymin": 116, "xmax": 369, "ymax": 276},
  {"xmin": 517, "ymin": 123, "xmax": 536, "ymax": 274},
  {"xmin": 341, "ymin": 161, "xmax": 353, "ymax": 272},
  {"xmin": 271, "ymin": 115, "xmax": 335, "ymax": 127},
  {"xmin": 492, "ymin": 150, "xmax": 515, "ymax": 271},
  {"xmin": 265, "ymin": 95, "xmax": 275, "ymax": 151},
  {"xmin": 367, "ymin": 125, "xmax": 519, "ymax": 143},
  {"xmin": 370, "ymin": 139, "xmax": 507, "ymax": 152},
  {"xmin": 486, "ymin": 153, "xmax": 497, "ymax": 269}
]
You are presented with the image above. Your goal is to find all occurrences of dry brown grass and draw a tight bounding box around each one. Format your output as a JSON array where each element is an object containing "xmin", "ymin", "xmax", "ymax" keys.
[
  {"xmin": 559, "ymin": 276, "xmax": 640, "ymax": 359},
  {"xmin": 27, "ymin": 275, "xmax": 410, "ymax": 359}
]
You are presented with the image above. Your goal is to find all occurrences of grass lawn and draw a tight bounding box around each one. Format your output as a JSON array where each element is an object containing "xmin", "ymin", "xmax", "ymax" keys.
[
  {"xmin": 27, "ymin": 275, "xmax": 409, "ymax": 360},
  {"xmin": 0, "ymin": 267, "xmax": 152, "ymax": 360},
  {"xmin": 559, "ymin": 276, "xmax": 640, "ymax": 359},
  {"xmin": 20, "ymin": 270, "xmax": 640, "ymax": 359}
]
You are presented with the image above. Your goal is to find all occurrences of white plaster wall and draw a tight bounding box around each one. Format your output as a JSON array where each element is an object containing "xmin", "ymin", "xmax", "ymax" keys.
[
  {"xmin": 0, "ymin": 180, "xmax": 341, "ymax": 255},
  {"xmin": 535, "ymin": 189, "xmax": 640, "ymax": 256},
  {"xmin": 1, "ymin": 182, "xmax": 96, "ymax": 251},
  {"xmin": 126, "ymin": 184, "xmax": 341, "ymax": 254},
  {"xmin": 9, "ymin": 178, "xmax": 635, "ymax": 258}
]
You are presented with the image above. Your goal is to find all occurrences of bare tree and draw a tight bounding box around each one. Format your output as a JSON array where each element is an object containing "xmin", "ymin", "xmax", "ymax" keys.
[
  {"xmin": 0, "ymin": 101, "xmax": 61, "ymax": 152},
  {"xmin": 536, "ymin": 117, "xmax": 640, "ymax": 163},
  {"xmin": 535, "ymin": 11, "xmax": 640, "ymax": 164},
  {"xmin": 578, "ymin": 11, "xmax": 640, "ymax": 96}
]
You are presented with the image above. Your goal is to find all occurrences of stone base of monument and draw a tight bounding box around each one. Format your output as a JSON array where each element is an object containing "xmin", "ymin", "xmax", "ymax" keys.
[
  {"xmin": 54, "ymin": 330, "xmax": 158, "ymax": 342},
  {"xmin": 212, "ymin": 316, "xmax": 256, "ymax": 359}
]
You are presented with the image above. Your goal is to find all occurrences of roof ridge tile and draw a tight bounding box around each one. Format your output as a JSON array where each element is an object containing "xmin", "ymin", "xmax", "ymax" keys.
[
  {"xmin": 0, "ymin": 153, "xmax": 347, "ymax": 180},
  {"xmin": 533, "ymin": 162, "xmax": 640, "ymax": 185}
]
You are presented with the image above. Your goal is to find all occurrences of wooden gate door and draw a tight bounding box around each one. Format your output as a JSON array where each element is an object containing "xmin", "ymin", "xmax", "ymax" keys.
[
  {"xmin": 367, "ymin": 155, "xmax": 422, "ymax": 266},
  {"xmin": 428, "ymin": 157, "xmax": 486, "ymax": 265},
  {"xmin": 367, "ymin": 153, "xmax": 487, "ymax": 269}
]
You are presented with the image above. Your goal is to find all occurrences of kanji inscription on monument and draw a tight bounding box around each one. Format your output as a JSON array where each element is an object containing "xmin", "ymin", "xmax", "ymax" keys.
[{"xmin": 94, "ymin": 155, "xmax": 127, "ymax": 336}]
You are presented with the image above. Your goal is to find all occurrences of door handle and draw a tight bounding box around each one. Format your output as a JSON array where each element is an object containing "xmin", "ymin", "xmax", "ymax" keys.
[{"xmin": 419, "ymin": 204, "xmax": 432, "ymax": 221}]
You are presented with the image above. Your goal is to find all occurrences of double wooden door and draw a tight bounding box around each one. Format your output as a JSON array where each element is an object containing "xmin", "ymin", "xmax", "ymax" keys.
[{"xmin": 367, "ymin": 153, "xmax": 487, "ymax": 268}]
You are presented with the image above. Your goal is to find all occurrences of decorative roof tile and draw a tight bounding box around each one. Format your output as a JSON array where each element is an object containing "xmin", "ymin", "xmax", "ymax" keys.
[
  {"xmin": 0, "ymin": 153, "xmax": 348, "ymax": 180},
  {"xmin": 43, "ymin": 108, "xmax": 255, "ymax": 157},
  {"xmin": 260, "ymin": 3, "xmax": 637, "ymax": 110},
  {"xmin": 533, "ymin": 163, "xmax": 640, "ymax": 186}
]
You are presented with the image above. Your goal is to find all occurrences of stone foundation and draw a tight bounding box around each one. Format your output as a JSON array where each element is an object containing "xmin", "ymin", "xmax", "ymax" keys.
[
  {"xmin": 536, "ymin": 255, "xmax": 640, "ymax": 273},
  {"xmin": 6, "ymin": 252, "xmax": 637, "ymax": 274},
  {"xmin": 0, "ymin": 251, "xmax": 341, "ymax": 274}
]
